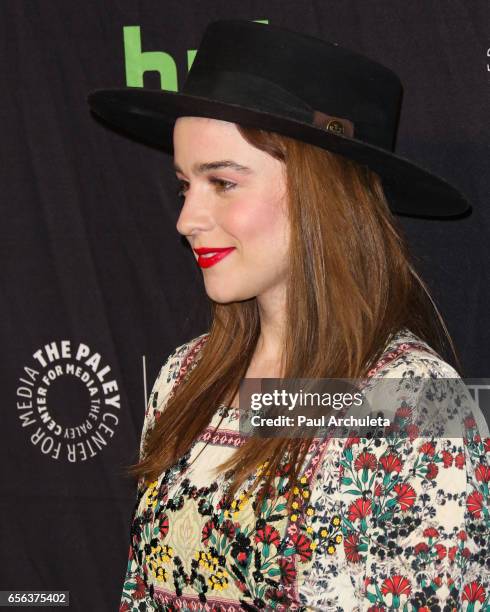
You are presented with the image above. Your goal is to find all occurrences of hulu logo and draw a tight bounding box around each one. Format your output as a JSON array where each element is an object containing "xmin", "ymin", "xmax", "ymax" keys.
[{"xmin": 123, "ymin": 19, "xmax": 269, "ymax": 91}]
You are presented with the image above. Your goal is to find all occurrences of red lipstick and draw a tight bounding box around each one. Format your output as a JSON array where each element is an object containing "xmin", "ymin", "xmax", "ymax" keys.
[{"xmin": 193, "ymin": 246, "xmax": 236, "ymax": 269}]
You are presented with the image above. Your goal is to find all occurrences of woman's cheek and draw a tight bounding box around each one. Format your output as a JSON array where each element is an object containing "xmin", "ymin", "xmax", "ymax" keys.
[{"xmin": 221, "ymin": 199, "xmax": 267, "ymax": 241}]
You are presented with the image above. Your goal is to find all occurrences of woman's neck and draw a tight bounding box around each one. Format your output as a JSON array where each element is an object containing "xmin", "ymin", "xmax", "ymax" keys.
[{"xmin": 251, "ymin": 288, "xmax": 287, "ymax": 377}]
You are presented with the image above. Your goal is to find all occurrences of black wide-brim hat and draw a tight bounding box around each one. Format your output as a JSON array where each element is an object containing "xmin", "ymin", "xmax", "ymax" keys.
[{"xmin": 87, "ymin": 20, "xmax": 470, "ymax": 218}]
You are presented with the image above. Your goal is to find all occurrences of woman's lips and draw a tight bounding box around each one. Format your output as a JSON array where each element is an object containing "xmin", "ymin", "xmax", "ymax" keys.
[{"xmin": 193, "ymin": 247, "xmax": 236, "ymax": 269}]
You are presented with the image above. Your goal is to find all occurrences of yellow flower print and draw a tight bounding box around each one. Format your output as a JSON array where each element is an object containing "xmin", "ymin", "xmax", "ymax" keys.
[
  {"xmin": 320, "ymin": 528, "xmax": 329, "ymax": 538},
  {"xmin": 306, "ymin": 506, "xmax": 314, "ymax": 516},
  {"xmin": 194, "ymin": 550, "xmax": 220, "ymax": 572},
  {"xmin": 327, "ymin": 544, "xmax": 336, "ymax": 555},
  {"xmin": 208, "ymin": 568, "xmax": 229, "ymax": 591},
  {"xmin": 160, "ymin": 545, "xmax": 173, "ymax": 562},
  {"xmin": 227, "ymin": 494, "xmax": 249, "ymax": 519},
  {"xmin": 194, "ymin": 550, "xmax": 209, "ymax": 568},
  {"xmin": 310, "ymin": 541, "xmax": 318, "ymax": 551},
  {"xmin": 290, "ymin": 514, "xmax": 298, "ymax": 522},
  {"xmin": 148, "ymin": 543, "xmax": 173, "ymax": 577},
  {"xmin": 331, "ymin": 515, "xmax": 341, "ymax": 526},
  {"xmin": 300, "ymin": 476, "xmax": 308, "ymax": 484},
  {"xmin": 335, "ymin": 534, "xmax": 342, "ymax": 544},
  {"xmin": 256, "ymin": 461, "xmax": 270, "ymax": 476},
  {"xmin": 306, "ymin": 526, "xmax": 314, "ymax": 534},
  {"xmin": 148, "ymin": 558, "xmax": 168, "ymax": 582},
  {"xmin": 145, "ymin": 480, "xmax": 159, "ymax": 510},
  {"xmin": 154, "ymin": 566, "xmax": 167, "ymax": 582}
]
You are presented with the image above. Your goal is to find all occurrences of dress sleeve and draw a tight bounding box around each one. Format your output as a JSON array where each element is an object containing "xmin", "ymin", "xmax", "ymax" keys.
[
  {"xmin": 119, "ymin": 334, "xmax": 208, "ymax": 612},
  {"xmin": 338, "ymin": 358, "xmax": 490, "ymax": 610}
]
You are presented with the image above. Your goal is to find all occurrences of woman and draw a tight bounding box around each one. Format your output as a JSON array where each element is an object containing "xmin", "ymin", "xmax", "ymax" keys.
[{"xmin": 88, "ymin": 20, "xmax": 489, "ymax": 611}]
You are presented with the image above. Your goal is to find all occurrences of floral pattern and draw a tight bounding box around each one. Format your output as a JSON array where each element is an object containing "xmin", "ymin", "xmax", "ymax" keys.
[{"xmin": 120, "ymin": 329, "xmax": 490, "ymax": 611}]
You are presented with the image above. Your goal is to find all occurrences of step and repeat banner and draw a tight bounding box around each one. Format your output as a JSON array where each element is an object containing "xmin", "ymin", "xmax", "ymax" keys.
[{"xmin": 2, "ymin": 1, "xmax": 489, "ymax": 610}]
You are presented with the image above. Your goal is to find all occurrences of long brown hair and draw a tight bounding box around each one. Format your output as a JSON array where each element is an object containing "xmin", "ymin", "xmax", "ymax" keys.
[{"xmin": 129, "ymin": 125, "xmax": 461, "ymax": 517}]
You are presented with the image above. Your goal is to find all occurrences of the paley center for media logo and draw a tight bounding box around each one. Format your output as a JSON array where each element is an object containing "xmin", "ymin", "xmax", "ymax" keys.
[{"xmin": 16, "ymin": 341, "xmax": 121, "ymax": 463}]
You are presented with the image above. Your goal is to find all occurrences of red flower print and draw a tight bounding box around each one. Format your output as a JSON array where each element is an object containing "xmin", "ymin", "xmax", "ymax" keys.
[
  {"xmin": 278, "ymin": 557, "xmax": 296, "ymax": 585},
  {"xmin": 216, "ymin": 496, "xmax": 227, "ymax": 510},
  {"xmin": 159, "ymin": 514, "xmax": 169, "ymax": 538},
  {"xmin": 119, "ymin": 603, "xmax": 130, "ymax": 612},
  {"xmin": 423, "ymin": 527, "xmax": 439, "ymax": 538},
  {"xmin": 405, "ymin": 424, "xmax": 419, "ymax": 441},
  {"xmin": 374, "ymin": 483, "xmax": 383, "ymax": 497},
  {"xmin": 345, "ymin": 436, "xmax": 360, "ymax": 448},
  {"xmin": 344, "ymin": 533, "xmax": 362, "ymax": 563},
  {"xmin": 276, "ymin": 461, "xmax": 292, "ymax": 477},
  {"xmin": 347, "ymin": 498, "xmax": 372, "ymax": 522},
  {"xmin": 462, "ymin": 547, "xmax": 471, "ymax": 558},
  {"xmin": 395, "ymin": 405, "xmax": 412, "ymax": 419},
  {"xmin": 237, "ymin": 551, "xmax": 248, "ymax": 565},
  {"xmin": 414, "ymin": 542, "xmax": 429, "ymax": 554},
  {"xmin": 354, "ymin": 451, "xmax": 378, "ymax": 472},
  {"xmin": 441, "ymin": 450, "xmax": 453, "ymax": 468},
  {"xmin": 433, "ymin": 576, "xmax": 442, "ymax": 587},
  {"xmin": 455, "ymin": 452, "xmax": 465, "ymax": 469},
  {"xmin": 220, "ymin": 519, "xmax": 236, "ymax": 540},
  {"xmin": 381, "ymin": 575, "xmax": 411, "ymax": 597},
  {"xmin": 367, "ymin": 607, "xmax": 386, "ymax": 612},
  {"xmin": 434, "ymin": 543, "xmax": 447, "ymax": 560},
  {"xmin": 448, "ymin": 546, "xmax": 458, "ymax": 561},
  {"xmin": 484, "ymin": 438, "xmax": 490, "ymax": 453},
  {"xmin": 462, "ymin": 581, "xmax": 486, "ymax": 603},
  {"xmin": 467, "ymin": 491, "xmax": 484, "ymax": 518},
  {"xmin": 201, "ymin": 519, "xmax": 214, "ymax": 545},
  {"xmin": 458, "ymin": 530, "xmax": 468, "ymax": 541},
  {"xmin": 379, "ymin": 453, "xmax": 402, "ymax": 473},
  {"xmin": 425, "ymin": 462, "xmax": 438, "ymax": 480},
  {"xmin": 464, "ymin": 416, "xmax": 476, "ymax": 429},
  {"xmin": 393, "ymin": 483, "xmax": 416, "ymax": 511},
  {"xmin": 290, "ymin": 532, "xmax": 313, "ymax": 562},
  {"xmin": 418, "ymin": 441, "xmax": 435, "ymax": 456},
  {"xmin": 133, "ymin": 575, "xmax": 147, "ymax": 600},
  {"xmin": 255, "ymin": 524, "xmax": 281, "ymax": 547},
  {"xmin": 475, "ymin": 463, "xmax": 490, "ymax": 483},
  {"xmin": 264, "ymin": 587, "xmax": 289, "ymax": 605}
]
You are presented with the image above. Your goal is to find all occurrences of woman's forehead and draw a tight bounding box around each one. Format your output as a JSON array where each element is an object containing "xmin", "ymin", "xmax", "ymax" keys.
[
  {"xmin": 174, "ymin": 116, "xmax": 237, "ymax": 132},
  {"xmin": 173, "ymin": 118, "xmax": 260, "ymax": 161}
]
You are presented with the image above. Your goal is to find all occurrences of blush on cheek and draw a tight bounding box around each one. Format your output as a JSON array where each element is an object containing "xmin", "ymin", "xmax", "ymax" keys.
[{"xmin": 225, "ymin": 197, "xmax": 283, "ymax": 240}]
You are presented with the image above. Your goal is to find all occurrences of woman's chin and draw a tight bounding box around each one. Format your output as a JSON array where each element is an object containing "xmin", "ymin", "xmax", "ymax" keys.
[{"xmin": 204, "ymin": 282, "xmax": 252, "ymax": 304}]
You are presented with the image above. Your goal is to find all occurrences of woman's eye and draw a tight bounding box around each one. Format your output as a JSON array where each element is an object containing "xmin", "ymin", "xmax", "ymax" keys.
[
  {"xmin": 210, "ymin": 178, "xmax": 236, "ymax": 192},
  {"xmin": 175, "ymin": 178, "xmax": 236, "ymax": 199}
]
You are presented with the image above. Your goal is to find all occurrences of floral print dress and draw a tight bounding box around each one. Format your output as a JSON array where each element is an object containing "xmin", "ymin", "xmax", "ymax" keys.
[{"xmin": 120, "ymin": 329, "xmax": 490, "ymax": 611}]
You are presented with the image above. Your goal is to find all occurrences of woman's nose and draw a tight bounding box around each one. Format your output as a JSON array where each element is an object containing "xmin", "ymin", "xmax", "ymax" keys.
[{"xmin": 175, "ymin": 186, "xmax": 214, "ymax": 237}]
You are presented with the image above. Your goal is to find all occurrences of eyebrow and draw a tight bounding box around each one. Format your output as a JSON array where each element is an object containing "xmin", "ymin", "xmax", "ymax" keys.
[{"xmin": 173, "ymin": 160, "xmax": 254, "ymax": 175}]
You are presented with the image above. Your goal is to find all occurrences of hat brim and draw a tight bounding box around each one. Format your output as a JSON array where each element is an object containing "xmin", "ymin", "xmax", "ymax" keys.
[{"xmin": 87, "ymin": 87, "xmax": 471, "ymax": 218}]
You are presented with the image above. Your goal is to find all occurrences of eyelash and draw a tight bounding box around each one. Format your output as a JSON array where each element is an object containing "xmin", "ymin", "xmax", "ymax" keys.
[{"xmin": 176, "ymin": 178, "xmax": 236, "ymax": 199}]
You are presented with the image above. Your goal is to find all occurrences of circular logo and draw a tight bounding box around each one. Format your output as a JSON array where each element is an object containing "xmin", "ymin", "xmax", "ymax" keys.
[
  {"xmin": 16, "ymin": 341, "xmax": 121, "ymax": 463},
  {"xmin": 325, "ymin": 119, "xmax": 345, "ymax": 135}
]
